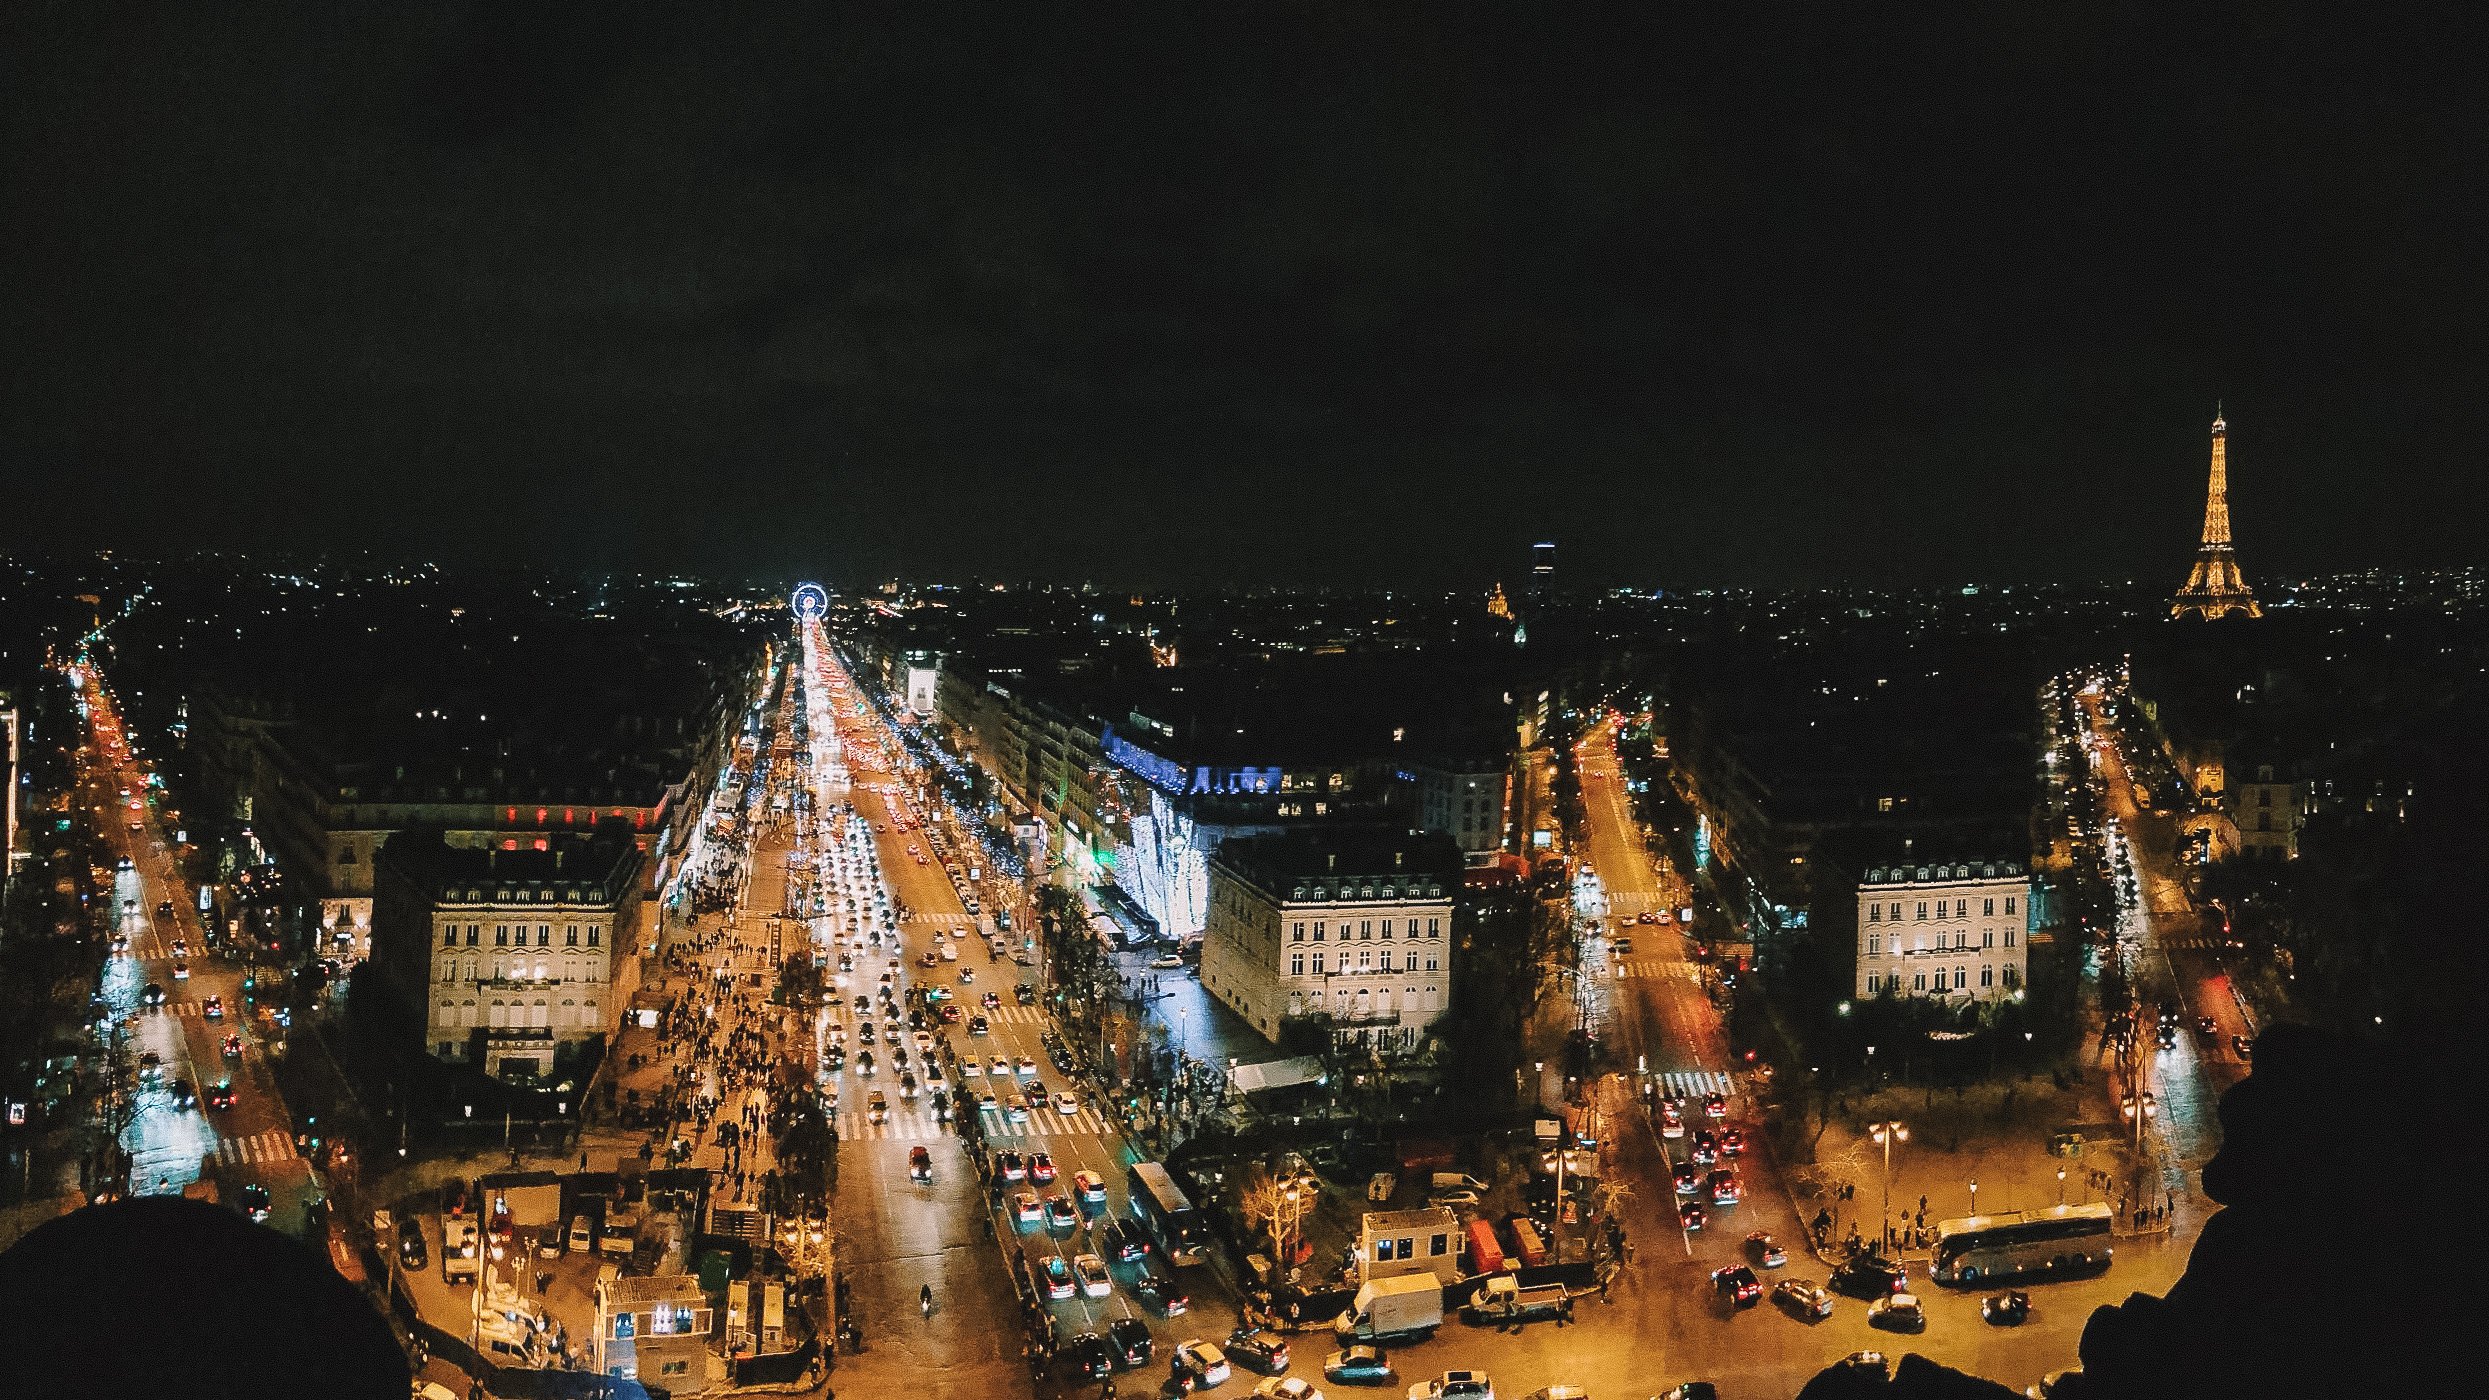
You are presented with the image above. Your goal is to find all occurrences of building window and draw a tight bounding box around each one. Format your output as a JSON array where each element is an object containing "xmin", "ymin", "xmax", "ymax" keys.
[
  {"xmin": 1955, "ymin": 899, "xmax": 1967, "ymax": 918},
  {"xmin": 1428, "ymin": 918, "xmax": 1441, "ymax": 938},
  {"xmin": 1360, "ymin": 921, "xmax": 1372, "ymax": 939},
  {"xmin": 1292, "ymin": 923, "xmax": 1305, "ymax": 942},
  {"xmin": 1357, "ymin": 950, "xmax": 1372, "ymax": 970},
  {"xmin": 1313, "ymin": 922, "xmax": 1325, "ymax": 941},
  {"xmin": 443, "ymin": 929, "xmax": 458, "ymax": 948},
  {"xmin": 1913, "ymin": 972, "xmax": 1927, "ymax": 992},
  {"xmin": 1380, "ymin": 951, "xmax": 1395, "ymax": 971},
  {"xmin": 1983, "ymin": 928, "xmax": 1994, "ymax": 948},
  {"xmin": 566, "ymin": 926, "xmax": 579, "ymax": 946},
  {"xmin": 495, "ymin": 926, "xmax": 508, "ymax": 946},
  {"xmin": 587, "ymin": 927, "xmax": 600, "ymax": 947},
  {"xmin": 2005, "ymin": 927, "xmax": 2016, "ymax": 948},
  {"xmin": 2004, "ymin": 896, "xmax": 2016, "ymax": 916},
  {"xmin": 1954, "ymin": 967, "xmax": 1967, "ymax": 990},
  {"xmin": 2003, "ymin": 966, "xmax": 2020, "ymax": 989},
  {"xmin": 1915, "ymin": 902, "xmax": 1927, "ymax": 920},
  {"xmin": 1981, "ymin": 965, "xmax": 1994, "ymax": 988},
  {"xmin": 1867, "ymin": 933, "xmax": 1881, "ymax": 956},
  {"xmin": 1290, "ymin": 953, "xmax": 1305, "ymax": 977},
  {"xmin": 537, "ymin": 926, "xmax": 550, "ymax": 946},
  {"xmin": 1982, "ymin": 898, "xmax": 1995, "ymax": 917},
  {"xmin": 466, "ymin": 926, "xmax": 479, "ymax": 945},
  {"xmin": 1312, "ymin": 953, "xmax": 1326, "ymax": 975},
  {"xmin": 1868, "ymin": 902, "xmax": 1881, "ymax": 923}
]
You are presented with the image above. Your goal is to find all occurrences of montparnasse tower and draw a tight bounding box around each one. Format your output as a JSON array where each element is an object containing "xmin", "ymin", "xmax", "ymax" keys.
[{"xmin": 2170, "ymin": 407, "xmax": 2263, "ymax": 620}]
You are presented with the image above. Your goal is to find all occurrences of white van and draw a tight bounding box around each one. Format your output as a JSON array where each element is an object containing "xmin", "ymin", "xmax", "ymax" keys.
[
  {"xmin": 567, "ymin": 1215, "xmax": 593, "ymax": 1253},
  {"xmin": 1430, "ymin": 1172, "xmax": 1490, "ymax": 1195},
  {"xmin": 442, "ymin": 1217, "xmax": 480, "ymax": 1282}
]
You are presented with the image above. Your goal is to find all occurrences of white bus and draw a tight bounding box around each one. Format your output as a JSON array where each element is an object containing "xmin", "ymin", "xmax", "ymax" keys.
[{"xmin": 1930, "ymin": 1203, "xmax": 2113, "ymax": 1286}]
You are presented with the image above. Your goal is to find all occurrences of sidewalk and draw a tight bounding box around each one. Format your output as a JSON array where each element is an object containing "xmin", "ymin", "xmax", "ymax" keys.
[{"xmin": 1775, "ymin": 1069, "xmax": 2185, "ymax": 1264}]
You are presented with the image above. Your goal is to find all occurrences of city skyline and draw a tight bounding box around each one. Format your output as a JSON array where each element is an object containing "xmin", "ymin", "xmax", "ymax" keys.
[{"xmin": 7, "ymin": 5, "xmax": 2483, "ymax": 587}]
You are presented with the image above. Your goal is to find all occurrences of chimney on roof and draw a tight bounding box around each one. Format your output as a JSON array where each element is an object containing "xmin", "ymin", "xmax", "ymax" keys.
[
  {"xmin": 1326, "ymin": 853, "xmax": 1336, "ymax": 871},
  {"xmin": 1394, "ymin": 850, "xmax": 1404, "ymax": 868},
  {"xmin": 556, "ymin": 848, "xmax": 565, "ymax": 871}
]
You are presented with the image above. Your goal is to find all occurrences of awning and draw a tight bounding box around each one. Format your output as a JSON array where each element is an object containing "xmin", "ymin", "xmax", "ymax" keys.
[{"xmin": 1229, "ymin": 1056, "xmax": 1325, "ymax": 1094}]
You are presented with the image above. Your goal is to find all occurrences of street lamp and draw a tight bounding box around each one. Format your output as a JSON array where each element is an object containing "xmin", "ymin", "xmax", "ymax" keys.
[
  {"xmin": 2057, "ymin": 1166, "xmax": 2067, "ymax": 1206},
  {"xmin": 1868, "ymin": 1119, "xmax": 1906, "ymax": 1254},
  {"xmin": 1969, "ymin": 1177, "xmax": 1978, "ymax": 1219}
]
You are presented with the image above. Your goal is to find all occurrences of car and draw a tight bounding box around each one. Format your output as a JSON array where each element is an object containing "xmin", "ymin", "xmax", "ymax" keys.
[
  {"xmin": 1072, "ymin": 1169, "xmax": 1108, "ymax": 1204},
  {"xmin": 1830, "ymin": 1254, "xmax": 1908, "ymax": 1298},
  {"xmin": 1037, "ymin": 1252, "xmax": 1077, "ymax": 1300},
  {"xmin": 1096, "ymin": 1217, "xmax": 1148, "ymax": 1263},
  {"xmin": 1053, "ymin": 1090, "xmax": 1082, "ymax": 1114},
  {"xmin": 1539, "ymin": 1147, "xmax": 1595, "ymax": 1175},
  {"xmin": 239, "ymin": 1184, "xmax": 272, "ymax": 1222},
  {"xmin": 1658, "ymin": 1102, "xmax": 1684, "ymax": 1138},
  {"xmin": 1707, "ymin": 1169, "xmax": 1741, "ymax": 1204},
  {"xmin": 1072, "ymin": 1252, "xmax": 1114, "ymax": 1297},
  {"xmin": 1868, "ymin": 1292, "xmax": 1928, "ymax": 1333},
  {"xmin": 1981, "ymin": 1289, "xmax": 2031, "ymax": 1326},
  {"xmin": 981, "ymin": 990, "xmax": 1002, "ymax": 1009},
  {"xmin": 1025, "ymin": 1077, "xmax": 1051, "ymax": 1103},
  {"xmin": 1712, "ymin": 1264, "xmax": 1761, "ymax": 1306},
  {"xmin": 1746, "ymin": 1231, "xmax": 1786, "ymax": 1267},
  {"xmin": 1671, "ymin": 1162, "xmax": 1700, "ymax": 1195},
  {"xmin": 1255, "ymin": 1380, "xmax": 1325, "ymax": 1400},
  {"xmin": 1610, "ymin": 936, "xmax": 1633, "ymax": 954},
  {"xmin": 996, "ymin": 1150, "xmax": 1027, "ymax": 1182},
  {"xmin": 1656, "ymin": 1386, "xmax": 1718, "ymax": 1400},
  {"xmin": 912, "ymin": 1029, "xmax": 935, "ymax": 1052},
  {"xmin": 170, "ymin": 939, "xmax": 188, "ymax": 958},
  {"xmin": 866, "ymin": 1090, "xmax": 890, "ymax": 1123},
  {"xmin": 1064, "ymin": 1331, "xmax": 1116, "ymax": 1382},
  {"xmin": 1406, "ymin": 1372, "xmax": 1493, "ymax": 1400},
  {"xmin": 398, "ymin": 1218, "xmax": 429, "ymax": 1269},
  {"xmin": 1027, "ymin": 1150, "xmax": 1057, "ymax": 1183},
  {"xmin": 1703, "ymin": 1091, "xmax": 1728, "ymax": 1118},
  {"xmin": 1133, "ymin": 1264, "xmax": 1188, "ymax": 1316},
  {"xmin": 967, "ymin": 1015, "xmax": 990, "ymax": 1036},
  {"xmin": 1108, "ymin": 1316, "xmax": 1155, "ymax": 1368},
  {"xmin": 171, "ymin": 962, "xmax": 189, "ymax": 980},
  {"xmin": 205, "ymin": 1080, "xmax": 237, "ymax": 1111},
  {"xmin": 1151, "ymin": 953, "xmax": 1185, "ymax": 970},
  {"xmin": 855, "ymin": 1050, "xmax": 875, "ymax": 1076},
  {"xmin": 202, "ymin": 994, "xmax": 224, "ymax": 1020},
  {"xmin": 1174, "ymin": 1340, "xmax": 1232, "ymax": 1387},
  {"xmin": 1011, "ymin": 1190, "xmax": 1043, "ymax": 1225},
  {"xmin": 1325, "ymin": 1346, "xmax": 1397, "ymax": 1386},
  {"xmin": 1428, "ymin": 1189, "xmax": 1480, "ymax": 1209},
  {"xmin": 1042, "ymin": 1194, "xmax": 1078, "ymax": 1230},
  {"xmin": 1015, "ymin": 1055, "xmax": 1038, "ymax": 1076},
  {"xmin": 908, "ymin": 1144, "xmax": 934, "ymax": 1183},
  {"xmin": 166, "ymin": 1076, "xmax": 197, "ymax": 1108},
  {"xmin": 1838, "ymin": 1352, "xmax": 1891, "ymax": 1379},
  {"xmin": 138, "ymin": 1051, "xmax": 164, "ymax": 1080},
  {"xmin": 2231, "ymin": 1033, "xmax": 2254, "ymax": 1060},
  {"xmin": 1689, "ymin": 1129, "xmax": 1718, "ymax": 1165},
  {"xmin": 1720, "ymin": 1127, "xmax": 1746, "ymax": 1157},
  {"xmin": 1774, "ymin": 1278, "xmax": 1835, "ymax": 1320},
  {"xmin": 1226, "ymin": 1326, "xmax": 1290, "ymax": 1375},
  {"xmin": 1678, "ymin": 1200, "xmax": 1706, "ymax": 1230},
  {"xmin": 977, "ymin": 1090, "xmax": 1000, "ymax": 1114},
  {"xmin": 990, "ymin": 1055, "xmax": 1012, "ymax": 1078}
]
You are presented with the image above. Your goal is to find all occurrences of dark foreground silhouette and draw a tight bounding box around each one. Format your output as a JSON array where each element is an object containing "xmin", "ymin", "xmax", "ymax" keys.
[
  {"xmin": 0, "ymin": 1194, "xmax": 407, "ymax": 1400},
  {"xmin": 1798, "ymin": 1022, "xmax": 2444, "ymax": 1400}
]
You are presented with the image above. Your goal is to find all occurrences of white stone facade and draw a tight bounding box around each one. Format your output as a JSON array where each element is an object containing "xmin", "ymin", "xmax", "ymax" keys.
[{"xmin": 1854, "ymin": 859, "xmax": 2028, "ymax": 1002}]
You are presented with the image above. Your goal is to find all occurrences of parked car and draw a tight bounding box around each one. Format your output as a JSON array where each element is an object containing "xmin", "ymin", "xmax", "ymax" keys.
[
  {"xmin": 1109, "ymin": 1316, "xmax": 1155, "ymax": 1368},
  {"xmin": 1712, "ymin": 1264, "xmax": 1761, "ymax": 1307},
  {"xmin": 1745, "ymin": 1231, "xmax": 1786, "ymax": 1267}
]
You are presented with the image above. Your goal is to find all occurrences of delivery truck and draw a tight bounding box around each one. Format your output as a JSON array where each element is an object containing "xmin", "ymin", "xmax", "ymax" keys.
[{"xmin": 1333, "ymin": 1274, "xmax": 1443, "ymax": 1343}]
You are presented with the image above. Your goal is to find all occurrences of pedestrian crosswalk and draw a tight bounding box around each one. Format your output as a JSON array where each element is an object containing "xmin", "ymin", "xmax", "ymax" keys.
[
  {"xmin": 832, "ymin": 1104, "xmax": 1112, "ymax": 1140},
  {"xmin": 1610, "ymin": 960, "xmax": 1701, "ymax": 983},
  {"xmin": 213, "ymin": 1129, "xmax": 298, "ymax": 1166},
  {"xmin": 2159, "ymin": 937, "xmax": 2247, "ymax": 952},
  {"xmin": 1654, "ymin": 1069, "xmax": 1734, "ymax": 1099}
]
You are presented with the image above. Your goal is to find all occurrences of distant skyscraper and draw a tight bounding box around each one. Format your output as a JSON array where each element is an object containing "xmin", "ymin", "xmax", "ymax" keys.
[
  {"xmin": 2171, "ymin": 409, "xmax": 2264, "ymax": 620},
  {"xmin": 1528, "ymin": 541, "xmax": 1555, "ymax": 604}
]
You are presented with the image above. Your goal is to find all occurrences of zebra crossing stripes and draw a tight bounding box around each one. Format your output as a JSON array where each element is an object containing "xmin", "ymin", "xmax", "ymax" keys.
[
  {"xmin": 214, "ymin": 1129, "xmax": 298, "ymax": 1166},
  {"xmin": 1655, "ymin": 1070, "xmax": 1734, "ymax": 1099},
  {"xmin": 834, "ymin": 1104, "xmax": 1111, "ymax": 1140},
  {"xmin": 2159, "ymin": 937, "xmax": 2247, "ymax": 952},
  {"xmin": 1610, "ymin": 960, "xmax": 1700, "ymax": 983},
  {"xmin": 162, "ymin": 1000, "xmax": 228, "ymax": 1020}
]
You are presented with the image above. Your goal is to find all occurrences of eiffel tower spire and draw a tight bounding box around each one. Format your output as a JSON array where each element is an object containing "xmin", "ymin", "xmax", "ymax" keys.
[{"xmin": 2171, "ymin": 407, "xmax": 2263, "ymax": 619}]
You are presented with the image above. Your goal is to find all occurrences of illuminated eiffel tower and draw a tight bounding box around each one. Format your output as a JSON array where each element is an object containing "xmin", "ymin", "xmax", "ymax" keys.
[{"xmin": 2170, "ymin": 407, "xmax": 2263, "ymax": 620}]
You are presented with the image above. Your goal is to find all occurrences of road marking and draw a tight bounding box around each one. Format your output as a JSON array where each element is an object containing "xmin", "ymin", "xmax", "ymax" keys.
[
  {"xmin": 1656, "ymin": 1070, "xmax": 1733, "ymax": 1099},
  {"xmin": 216, "ymin": 1128, "xmax": 299, "ymax": 1166}
]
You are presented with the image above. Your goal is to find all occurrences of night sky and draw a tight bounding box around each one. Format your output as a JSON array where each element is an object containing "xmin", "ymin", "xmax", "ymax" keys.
[{"xmin": 6, "ymin": 2, "xmax": 2482, "ymax": 588}]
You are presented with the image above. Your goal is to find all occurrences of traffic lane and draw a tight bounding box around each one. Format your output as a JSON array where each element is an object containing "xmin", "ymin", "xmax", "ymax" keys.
[{"xmin": 837, "ymin": 1134, "xmax": 1032, "ymax": 1398}]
